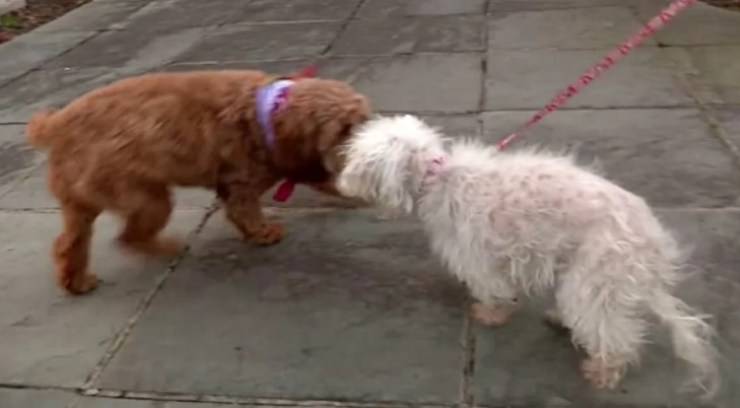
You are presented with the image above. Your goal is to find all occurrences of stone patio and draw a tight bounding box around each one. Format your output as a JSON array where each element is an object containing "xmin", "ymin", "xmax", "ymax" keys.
[{"xmin": 1, "ymin": 0, "xmax": 739, "ymax": 407}]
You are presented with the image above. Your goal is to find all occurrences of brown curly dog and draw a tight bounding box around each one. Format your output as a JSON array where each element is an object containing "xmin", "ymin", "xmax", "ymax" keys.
[{"xmin": 26, "ymin": 69, "xmax": 370, "ymax": 295}]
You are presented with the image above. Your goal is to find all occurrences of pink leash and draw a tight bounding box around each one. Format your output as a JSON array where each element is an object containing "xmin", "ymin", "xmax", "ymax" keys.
[{"xmin": 496, "ymin": 0, "xmax": 698, "ymax": 151}]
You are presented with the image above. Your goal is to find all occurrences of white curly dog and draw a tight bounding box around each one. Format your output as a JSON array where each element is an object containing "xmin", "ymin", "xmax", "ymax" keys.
[{"xmin": 337, "ymin": 115, "xmax": 719, "ymax": 397}]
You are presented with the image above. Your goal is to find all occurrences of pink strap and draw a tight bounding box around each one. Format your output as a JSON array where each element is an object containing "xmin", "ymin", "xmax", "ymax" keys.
[
  {"xmin": 273, "ymin": 180, "xmax": 295, "ymax": 202},
  {"xmin": 496, "ymin": 0, "xmax": 698, "ymax": 151}
]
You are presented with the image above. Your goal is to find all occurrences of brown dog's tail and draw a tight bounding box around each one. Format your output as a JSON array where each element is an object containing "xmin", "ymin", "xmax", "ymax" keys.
[{"xmin": 26, "ymin": 110, "xmax": 58, "ymax": 149}]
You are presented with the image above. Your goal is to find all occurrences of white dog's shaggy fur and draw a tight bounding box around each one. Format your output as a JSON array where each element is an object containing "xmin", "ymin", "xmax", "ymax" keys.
[{"xmin": 337, "ymin": 115, "xmax": 719, "ymax": 397}]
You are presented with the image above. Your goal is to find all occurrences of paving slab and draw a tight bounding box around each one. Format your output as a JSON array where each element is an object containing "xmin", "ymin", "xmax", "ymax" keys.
[
  {"xmin": 173, "ymin": 22, "xmax": 341, "ymax": 64},
  {"xmin": 219, "ymin": 0, "xmax": 361, "ymax": 23},
  {"xmin": 0, "ymin": 388, "xmax": 78, "ymax": 408},
  {"xmin": 318, "ymin": 54, "xmax": 483, "ymax": 113},
  {"xmin": 485, "ymin": 47, "xmax": 696, "ymax": 109},
  {"xmin": 97, "ymin": 210, "xmax": 467, "ymax": 403},
  {"xmin": 0, "ymin": 30, "xmax": 97, "ymax": 86},
  {"xmin": 420, "ymin": 114, "xmax": 481, "ymax": 137},
  {"xmin": 681, "ymin": 46, "xmax": 740, "ymax": 105},
  {"xmin": 358, "ymin": 0, "xmax": 487, "ymax": 17},
  {"xmin": 43, "ymin": 26, "xmax": 208, "ymax": 71},
  {"xmin": 0, "ymin": 67, "xmax": 126, "ymax": 123},
  {"xmin": 330, "ymin": 16, "xmax": 485, "ymax": 56},
  {"xmin": 108, "ymin": 0, "xmax": 242, "ymax": 32},
  {"xmin": 76, "ymin": 397, "xmax": 284, "ymax": 408},
  {"xmin": 713, "ymin": 108, "xmax": 740, "ymax": 152},
  {"xmin": 488, "ymin": 6, "xmax": 651, "ymax": 50},
  {"xmin": 487, "ymin": 0, "xmax": 664, "ymax": 12},
  {"xmin": 0, "ymin": 162, "xmax": 214, "ymax": 210},
  {"xmin": 32, "ymin": 0, "xmax": 147, "ymax": 33},
  {"xmin": 0, "ymin": 125, "xmax": 42, "ymax": 198},
  {"xmin": 482, "ymin": 109, "xmax": 740, "ymax": 208},
  {"xmin": 0, "ymin": 210, "xmax": 205, "ymax": 387},
  {"xmin": 473, "ymin": 209, "xmax": 740, "ymax": 408},
  {"xmin": 164, "ymin": 57, "xmax": 483, "ymax": 114},
  {"xmin": 636, "ymin": 1, "xmax": 740, "ymax": 46}
]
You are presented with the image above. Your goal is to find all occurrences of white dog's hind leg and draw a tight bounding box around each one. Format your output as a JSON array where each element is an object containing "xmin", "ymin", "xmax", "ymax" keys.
[{"xmin": 556, "ymin": 270, "xmax": 646, "ymax": 390}]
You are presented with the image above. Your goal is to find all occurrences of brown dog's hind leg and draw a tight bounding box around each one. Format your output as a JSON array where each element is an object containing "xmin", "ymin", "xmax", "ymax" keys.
[
  {"xmin": 116, "ymin": 186, "xmax": 183, "ymax": 257},
  {"xmin": 54, "ymin": 201, "xmax": 101, "ymax": 295}
]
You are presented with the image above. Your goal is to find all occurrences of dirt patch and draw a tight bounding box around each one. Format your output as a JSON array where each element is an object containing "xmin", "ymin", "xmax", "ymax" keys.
[
  {"xmin": 702, "ymin": 0, "xmax": 740, "ymax": 11},
  {"xmin": 0, "ymin": 0, "xmax": 91, "ymax": 44}
]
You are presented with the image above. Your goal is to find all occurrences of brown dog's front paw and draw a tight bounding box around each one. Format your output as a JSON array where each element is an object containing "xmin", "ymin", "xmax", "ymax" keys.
[
  {"xmin": 251, "ymin": 223, "xmax": 284, "ymax": 245},
  {"xmin": 61, "ymin": 272, "xmax": 99, "ymax": 295}
]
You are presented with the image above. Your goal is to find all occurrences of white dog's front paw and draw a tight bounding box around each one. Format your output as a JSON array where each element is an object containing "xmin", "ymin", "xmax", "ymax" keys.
[
  {"xmin": 470, "ymin": 302, "xmax": 514, "ymax": 327},
  {"xmin": 581, "ymin": 357, "xmax": 626, "ymax": 390}
]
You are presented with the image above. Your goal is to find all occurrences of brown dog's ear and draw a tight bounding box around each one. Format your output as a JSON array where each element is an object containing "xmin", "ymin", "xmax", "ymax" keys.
[{"xmin": 287, "ymin": 64, "xmax": 318, "ymax": 80}]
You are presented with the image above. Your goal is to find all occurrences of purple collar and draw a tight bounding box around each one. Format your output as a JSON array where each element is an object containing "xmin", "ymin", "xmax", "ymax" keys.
[{"xmin": 256, "ymin": 79, "xmax": 294, "ymax": 148}]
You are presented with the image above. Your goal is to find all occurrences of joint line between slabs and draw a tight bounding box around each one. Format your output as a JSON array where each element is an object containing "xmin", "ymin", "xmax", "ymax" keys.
[
  {"xmin": 80, "ymin": 206, "xmax": 218, "ymax": 389},
  {"xmin": 321, "ymin": 0, "xmax": 367, "ymax": 56},
  {"xmin": 77, "ymin": 388, "xmax": 458, "ymax": 408},
  {"xmin": 672, "ymin": 74, "xmax": 740, "ymax": 169}
]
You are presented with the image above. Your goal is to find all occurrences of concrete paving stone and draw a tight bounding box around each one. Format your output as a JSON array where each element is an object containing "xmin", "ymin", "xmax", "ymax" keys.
[
  {"xmin": 418, "ymin": 114, "xmax": 481, "ymax": 137},
  {"xmin": 0, "ymin": 210, "xmax": 205, "ymax": 387},
  {"xmin": 33, "ymin": 0, "xmax": 147, "ymax": 33},
  {"xmin": 482, "ymin": 109, "xmax": 740, "ymax": 208},
  {"xmin": 43, "ymin": 26, "xmax": 208, "ymax": 70},
  {"xmin": 0, "ymin": 388, "xmax": 78, "ymax": 408},
  {"xmin": 0, "ymin": 31, "xmax": 97, "ymax": 86},
  {"xmin": 220, "ymin": 0, "xmax": 361, "ymax": 23},
  {"xmin": 681, "ymin": 46, "xmax": 740, "ymax": 105},
  {"xmin": 0, "ymin": 125, "xmax": 42, "ymax": 198},
  {"xmin": 713, "ymin": 108, "xmax": 740, "ymax": 151},
  {"xmin": 97, "ymin": 210, "xmax": 467, "ymax": 403},
  {"xmin": 0, "ymin": 67, "xmax": 122, "ymax": 123},
  {"xmin": 358, "ymin": 0, "xmax": 487, "ymax": 18},
  {"xmin": 172, "ymin": 22, "xmax": 341, "ymax": 64},
  {"xmin": 11, "ymin": 53, "xmax": 481, "ymax": 122},
  {"xmin": 330, "ymin": 16, "xmax": 485, "ymax": 56},
  {"xmin": 319, "ymin": 54, "xmax": 483, "ymax": 113},
  {"xmin": 473, "ymin": 209, "xmax": 740, "ymax": 407},
  {"xmin": 0, "ymin": 162, "xmax": 215, "ymax": 210},
  {"xmin": 77, "ymin": 398, "xmax": 301, "ymax": 408},
  {"xmin": 76, "ymin": 398, "xmax": 157, "ymax": 408},
  {"xmin": 163, "ymin": 62, "xmax": 483, "ymax": 136},
  {"xmin": 485, "ymin": 47, "xmax": 695, "ymax": 109},
  {"xmin": 108, "ymin": 0, "xmax": 241, "ymax": 32},
  {"xmin": 636, "ymin": 1, "xmax": 740, "ymax": 46},
  {"xmin": 261, "ymin": 184, "xmax": 366, "ymax": 210},
  {"xmin": 487, "ymin": 0, "xmax": 663, "ymax": 12},
  {"xmin": 488, "ymin": 7, "xmax": 653, "ymax": 50}
]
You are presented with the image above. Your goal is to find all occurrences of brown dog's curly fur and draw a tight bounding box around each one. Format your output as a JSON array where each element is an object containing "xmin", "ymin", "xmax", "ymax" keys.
[{"xmin": 26, "ymin": 70, "xmax": 370, "ymax": 295}]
